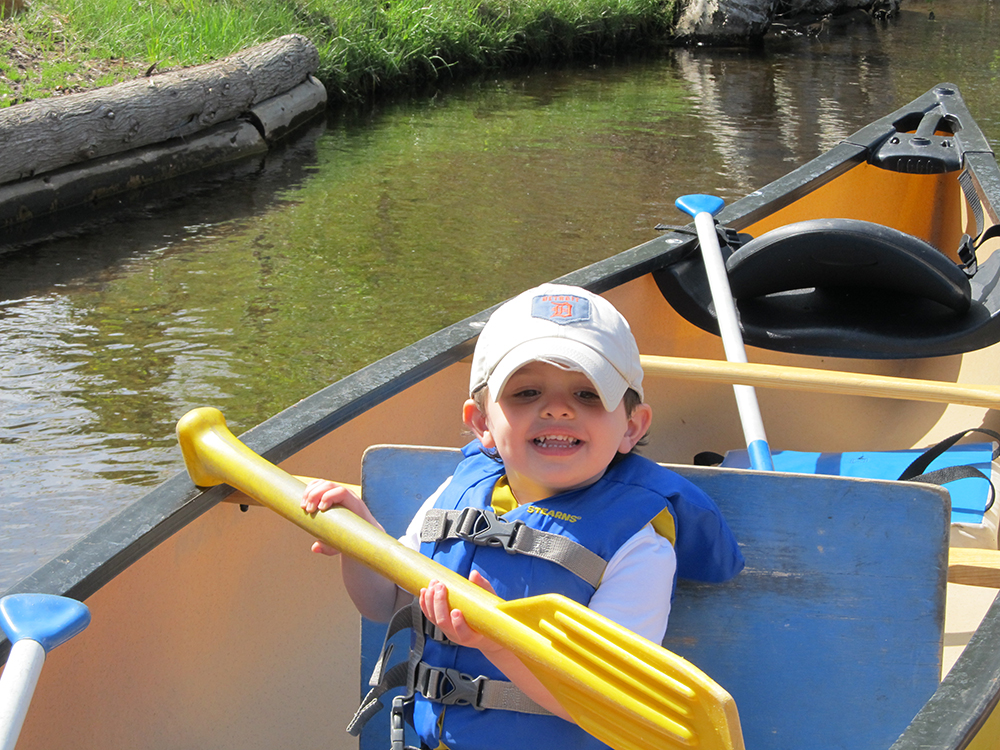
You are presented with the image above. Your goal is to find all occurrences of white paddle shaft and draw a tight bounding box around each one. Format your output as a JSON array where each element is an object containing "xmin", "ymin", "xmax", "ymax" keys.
[
  {"xmin": 694, "ymin": 211, "xmax": 770, "ymax": 456},
  {"xmin": 0, "ymin": 639, "xmax": 45, "ymax": 750}
]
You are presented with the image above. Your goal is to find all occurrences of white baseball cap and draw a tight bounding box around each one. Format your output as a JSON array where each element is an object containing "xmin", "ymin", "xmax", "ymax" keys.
[{"xmin": 470, "ymin": 284, "xmax": 644, "ymax": 411}]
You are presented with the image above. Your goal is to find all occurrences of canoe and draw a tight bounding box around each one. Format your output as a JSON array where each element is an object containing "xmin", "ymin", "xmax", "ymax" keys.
[{"xmin": 2, "ymin": 81, "xmax": 1000, "ymax": 750}]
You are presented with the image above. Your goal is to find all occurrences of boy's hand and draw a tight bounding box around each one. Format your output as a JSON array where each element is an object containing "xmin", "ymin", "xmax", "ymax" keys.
[
  {"xmin": 419, "ymin": 572, "xmax": 502, "ymax": 655},
  {"xmin": 420, "ymin": 573, "xmax": 569, "ymax": 721},
  {"xmin": 300, "ymin": 479, "xmax": 381, "ymax": 556}
]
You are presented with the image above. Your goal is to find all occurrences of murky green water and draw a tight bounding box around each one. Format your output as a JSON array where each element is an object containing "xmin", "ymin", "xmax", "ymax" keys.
[{"xmin": 4, "ymin": 0, "xmax": 1000, "ymax": 589}]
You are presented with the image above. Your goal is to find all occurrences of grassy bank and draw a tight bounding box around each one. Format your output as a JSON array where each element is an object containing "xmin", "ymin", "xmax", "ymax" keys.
[{"xmin": 0, "ymin": 0, "xmax": 678, "ymax": 107}]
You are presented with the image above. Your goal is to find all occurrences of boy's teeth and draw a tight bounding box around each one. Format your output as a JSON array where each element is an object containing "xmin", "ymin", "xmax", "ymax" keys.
[{"xmin": 535, "ymin": 435, "xmax": 580, "ymax": 447}]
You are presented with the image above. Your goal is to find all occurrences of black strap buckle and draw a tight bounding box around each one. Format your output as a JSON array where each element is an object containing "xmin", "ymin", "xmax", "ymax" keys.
[
  {"xmin": 454, "ymin": 508, "xmax": 523, "ymax": 553},
  {"xmin": 416, "ymin": 666, "xmax": 486, "ymax": 709},
  {"xmin": 958, "ymin": 234, "xmax": 979, "ymax": 277},
  {"xmin": 957, "ymin": 224, "xmax": 1000, "ymax": 278}
]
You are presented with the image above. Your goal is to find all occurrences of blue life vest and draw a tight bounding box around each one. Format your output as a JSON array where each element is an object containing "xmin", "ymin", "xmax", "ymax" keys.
[{"xmin": 411, "ymin": 445, "xmax": 743, "ymax": 750}]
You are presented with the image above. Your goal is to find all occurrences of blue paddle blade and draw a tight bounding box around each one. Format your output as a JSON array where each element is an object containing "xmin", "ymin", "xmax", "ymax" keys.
[
  {"xmin": 676, "ymin": 194, "xmax": 725, "ymax": 218},
  {"xmin": 0, "ymin": 594, "xmax": 90, "ymax": 654}
]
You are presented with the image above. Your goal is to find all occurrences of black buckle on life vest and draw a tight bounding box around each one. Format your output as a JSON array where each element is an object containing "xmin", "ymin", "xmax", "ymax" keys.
[
  {"xmin": 454, "ymin": 508, "xmax": 524, "ymax": 554},
  {"xmin": 415, "ymin": 665, "xmax": 487, "ymax": 710}
]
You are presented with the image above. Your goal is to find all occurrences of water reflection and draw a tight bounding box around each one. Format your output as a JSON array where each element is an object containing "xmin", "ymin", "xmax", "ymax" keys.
[{"xmin": 3, "ymin": 0, "xmax": 1000, "ymax": 590}]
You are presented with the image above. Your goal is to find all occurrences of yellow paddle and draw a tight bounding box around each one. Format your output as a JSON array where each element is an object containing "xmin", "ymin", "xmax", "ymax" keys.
[
  {"xmin": 176, "ymin": 407, "xmax": 743, "ymax": 750},
  {"xmin": 640, "ymin": 355, "xmax": 1000, "ymax": 409}
]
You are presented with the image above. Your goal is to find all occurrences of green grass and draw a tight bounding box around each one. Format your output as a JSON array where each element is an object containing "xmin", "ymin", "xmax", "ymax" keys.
[
  {"xmin": 0, "ymin": 0, "xmax": 679, "ymax": 106},
  {"xmin": 321, "ymin": 0, "xmax": 679, "ymax": 98}
]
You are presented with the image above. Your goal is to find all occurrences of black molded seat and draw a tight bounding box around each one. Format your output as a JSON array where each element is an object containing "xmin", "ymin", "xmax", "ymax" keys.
[
  {"xmin": 725, "ymin": 218, "xmax": 971, "ymax": 314},
  {"xmin": 651, "ymin": 214, "xmax": 1000, "ymax": 358}
]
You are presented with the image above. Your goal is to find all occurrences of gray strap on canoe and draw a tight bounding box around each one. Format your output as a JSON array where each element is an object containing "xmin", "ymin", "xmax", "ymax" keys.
[
  {"xmin": 347, "ymin": 600, "xmax": 551, "ymax": 741},
  {"xmin": 421, "ymin": 507, "xmax": 607, "ymax": 589},
  {"xmin": 955, "ymin": 169, "xmax": 1000, "ymax": 277},
  {"xmin": 959, "ymin": 168, "xmax": 985, "ymax": 239}
]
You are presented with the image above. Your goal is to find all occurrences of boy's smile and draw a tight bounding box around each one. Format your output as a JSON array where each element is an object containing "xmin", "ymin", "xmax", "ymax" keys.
[{"xmin": 464, "ymin": 361, "xmax": 652, "ymax": 506}]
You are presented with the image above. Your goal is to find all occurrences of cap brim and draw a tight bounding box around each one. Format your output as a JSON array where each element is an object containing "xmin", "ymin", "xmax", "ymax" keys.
[{"xmin": 486, "ymin": 338, "xmax": 629, "ymax": 411}]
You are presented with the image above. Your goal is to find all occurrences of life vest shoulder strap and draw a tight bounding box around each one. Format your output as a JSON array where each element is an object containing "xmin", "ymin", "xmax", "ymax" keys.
[{"xmin": 421, "ymin": 507, "xmax": 607, "ymax": 589}]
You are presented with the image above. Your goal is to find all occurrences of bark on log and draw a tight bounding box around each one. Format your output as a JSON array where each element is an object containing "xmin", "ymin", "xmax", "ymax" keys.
[
  {"xmin": 0, "ymin": 33, "xmax": 319, "ymax": 185},
  {"xmin": 0, "ymin": 120, "xmax": 268, "ymax": 233}
]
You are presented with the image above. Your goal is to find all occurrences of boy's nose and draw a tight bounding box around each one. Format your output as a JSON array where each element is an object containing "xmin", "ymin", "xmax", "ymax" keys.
[{"xmin": 541, "ymin": 395, "xmax": 574, "ymax": 418}]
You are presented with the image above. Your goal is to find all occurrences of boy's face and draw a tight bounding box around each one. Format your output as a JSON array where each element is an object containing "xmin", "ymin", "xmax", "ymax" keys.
[{"xmin": 463, "ymin": 361, "xmax": 652, "ymax": 505}]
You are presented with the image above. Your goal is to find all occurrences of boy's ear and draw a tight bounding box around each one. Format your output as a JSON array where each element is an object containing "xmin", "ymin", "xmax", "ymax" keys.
[
  {"xmin": 463, "ymin": 399, "xmax": 496, "ymax": 449},
  {"xmin": 619, "ymin": 403, "xmax": 653, "ymax": 453}
]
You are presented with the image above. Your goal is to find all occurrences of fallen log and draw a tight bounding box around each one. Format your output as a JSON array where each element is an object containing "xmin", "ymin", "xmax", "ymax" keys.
[
  {"xmin": 0, "ymin": 34, "xmax": 320, "ymax": 185},
  {"xmin": 247, "ymin": 76, "xmax": 328, "ymax": 144},
  {"xmin": 0, "ymin": 120, "xmax": 269, "ymax": 233}
]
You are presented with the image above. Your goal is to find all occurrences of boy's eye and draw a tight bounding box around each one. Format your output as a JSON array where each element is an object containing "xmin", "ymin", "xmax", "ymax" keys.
[
  {"xmin": 510, "ymin": 388, "xmax": 540, "ymax": 399},
  {"xmin": 576, "ymin": 390, "xmax": 601, "ymax": 402}
]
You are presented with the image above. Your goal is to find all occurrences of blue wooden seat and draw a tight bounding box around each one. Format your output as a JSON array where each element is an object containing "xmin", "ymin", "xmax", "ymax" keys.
[
  {"xmin": 721, "ymin": 443, "xmax": 997, "ymax": 547},
  {"xmin": 358, "ymin": 445, "xmax": 948, "ymax": 750}
]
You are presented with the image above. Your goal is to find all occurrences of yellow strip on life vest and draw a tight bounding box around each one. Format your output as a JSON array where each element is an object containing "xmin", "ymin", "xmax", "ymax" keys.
[{"xmin": 651, "ymin": 508, "xmax": 676, "ymax": 545}]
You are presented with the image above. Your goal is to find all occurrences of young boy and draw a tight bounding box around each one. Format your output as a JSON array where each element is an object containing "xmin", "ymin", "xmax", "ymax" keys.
[{"xmin": 302, "ymin": 283, "xmax": 743, "ymax": 750}]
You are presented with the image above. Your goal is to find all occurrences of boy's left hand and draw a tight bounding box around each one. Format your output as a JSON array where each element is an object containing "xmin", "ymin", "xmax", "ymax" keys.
[
  {"xmin": 419, "ymin": 572, "xmax": 502, "ymax": 655},
  {"xmin": 421, "ymin": 571, "xmax": 572, "ymax": 721}
]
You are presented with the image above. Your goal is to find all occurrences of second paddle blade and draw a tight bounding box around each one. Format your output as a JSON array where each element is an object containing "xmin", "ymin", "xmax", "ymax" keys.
[{"xmin": 496, "ymin": 594, "xmax": 743, "ymax": 750}]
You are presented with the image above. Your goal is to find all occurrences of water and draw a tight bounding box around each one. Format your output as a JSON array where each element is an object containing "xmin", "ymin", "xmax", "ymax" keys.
[{"xmin": 3, "ymin": 0, "xmax": 1000, "ymax": 591}]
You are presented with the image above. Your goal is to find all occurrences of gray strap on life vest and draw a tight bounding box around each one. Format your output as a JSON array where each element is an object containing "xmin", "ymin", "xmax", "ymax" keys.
[
  {"xmin": 348, "ymin": 602, "xmax": 429, "ymax": 737},
  {"xmin": 421, "ymin": 507, "xmax": 607, "ymax": 589},
  {"xmin": 347, "ymin": 600, "xmax": 552, "ymax": 739},
  {"xmin": 412, "ymin": 662, "xmax": 551, "ymax": 715}
]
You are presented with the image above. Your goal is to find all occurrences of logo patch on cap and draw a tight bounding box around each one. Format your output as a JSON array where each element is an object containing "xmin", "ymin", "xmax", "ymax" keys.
[{"xmin": 531, "ymin": 294, "xmax": 591, "ymax": 325}]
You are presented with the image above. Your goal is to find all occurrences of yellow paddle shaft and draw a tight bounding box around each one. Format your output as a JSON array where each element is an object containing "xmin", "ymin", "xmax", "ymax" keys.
[
  {"xmin": 176, "ymin": 408, "xmax": 534, "ymax": 649},
  {"xmin": 176, "ymin": 407, "xmax": 744, "ymax": 750},
  {"xmin": 641, "ymin": 355, "xmax": 1000, "ymax": 409}
]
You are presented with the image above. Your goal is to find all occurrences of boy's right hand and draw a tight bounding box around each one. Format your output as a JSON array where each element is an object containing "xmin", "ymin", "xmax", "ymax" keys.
[
  {"xmin": 301, "ymin": 479, "xmax": 358, "ymax": 514},
  {"xmin": 301, "ymin": 479, "xmax": 381, "ymax": 556}
]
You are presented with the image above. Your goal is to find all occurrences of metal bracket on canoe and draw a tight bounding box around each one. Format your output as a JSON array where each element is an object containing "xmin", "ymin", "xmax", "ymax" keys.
[{"xmin": 654, "ymin": 222, "xmax": 744, "ymax": 253}]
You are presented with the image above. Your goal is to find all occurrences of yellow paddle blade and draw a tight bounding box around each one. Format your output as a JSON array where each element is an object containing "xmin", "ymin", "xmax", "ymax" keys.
[
  {"xmin": 498, "ymin": 595, "xmax": 743, "ymax": 750},
  {"xmin": 176, "ymin": 407, "xmax": 744, "ymax": 750}
]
